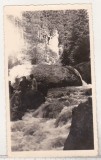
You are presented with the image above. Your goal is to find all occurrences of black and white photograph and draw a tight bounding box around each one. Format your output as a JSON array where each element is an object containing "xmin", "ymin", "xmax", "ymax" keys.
[{"xmin": 4, "ymin": 4, "xmax": 98, "ymax": 157}]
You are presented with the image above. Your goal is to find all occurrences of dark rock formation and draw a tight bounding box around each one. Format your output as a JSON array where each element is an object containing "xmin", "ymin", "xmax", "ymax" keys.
[
  {"xmin": 75, "ymin": 61, "xmax": 91, "ymax": 84},
  {"xmin": 33, "ymin": 98, "xmax": 70, "ymax": 119},
  {"xmin": 31, "ymin": 64, "xmax": 82, "ymax": 95},
  {"xmin": 85, "ymin": 88, "xmax": 92, "ymax": 96},
  {"xmin": 55, "ymin": 107, "xmax": 72, "ymax": 127},
  {"xmin": 42, "ymin": 101, "xmax": 64, "ymax": 118},
  {"xmin": 34, "ymin": 100, "xmax": 64, "ymax": 119},
  {"xmin": 64, "ymin": 97, "xmax": 94, "ymax": 150},
  {"xmin": 10, "ymin": 90, "xmax": 45, "ymax": 121},
  {"xmin": 81, "ymin": 88, "xmax": 92, "ymax": 96}
]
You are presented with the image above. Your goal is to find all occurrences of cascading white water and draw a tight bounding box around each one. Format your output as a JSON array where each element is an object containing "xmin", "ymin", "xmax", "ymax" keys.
[
  {"xmin": 73, "ymin": 68, "xmax": 87, "ymax": 86},
  {"xmin": 43, "ymin": 29, "xmax": 60, "ymax": 64},
  {"xmin": 9, "ymin": 63, "xmax": 33, "ymax": 83},
  {"xmin": 11, "ymin": 86, "xmax": 90, "ymax": 151},
  {"xmin": 6, "ymin": 12, "xmax": 32, "ymax": 83},
  {"xmin": 48, "ymin": 29, "xmax": 59, "ymax": 58}
]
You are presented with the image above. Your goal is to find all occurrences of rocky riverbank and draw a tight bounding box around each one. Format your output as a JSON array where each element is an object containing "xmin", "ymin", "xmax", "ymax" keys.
[{"xmin": 11, "ymin": 86, "xmax": 92, "ymax": 151}]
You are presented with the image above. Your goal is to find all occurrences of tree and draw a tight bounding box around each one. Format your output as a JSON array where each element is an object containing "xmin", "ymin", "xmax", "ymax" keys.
[{"xmin": 8, "ymin": 10, "xmax": 90, "ymax": 66}]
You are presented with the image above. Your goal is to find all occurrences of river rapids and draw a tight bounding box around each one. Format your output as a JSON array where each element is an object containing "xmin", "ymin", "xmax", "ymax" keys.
[{"xmin": 11, "ymin": 85, "xmax": 91, "ymax": 151}]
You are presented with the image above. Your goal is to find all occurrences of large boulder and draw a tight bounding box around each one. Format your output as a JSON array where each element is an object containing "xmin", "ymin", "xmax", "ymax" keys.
[
  {"xmin": 64, "ymin": 97, "xmax": 94, "ymax": 150},
  {"xmin": 55, "ymin": 107, "xmax": 72, "ymax": 127},
  {"xmin": 33, "ymin": 100, "xmax": 64, "ymax": 119},
  {"xmin": 75, "ymin": 61, "xmax": 91, "ymax": 84},
  {"xmin": 31, "ymin": 64, "xmax": 82, "ymax": 95}
]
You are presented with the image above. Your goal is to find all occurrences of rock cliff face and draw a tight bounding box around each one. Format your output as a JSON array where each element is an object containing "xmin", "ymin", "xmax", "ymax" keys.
[
  {"xmin": 75, "ymin": 61, "xmax": 91, "ymax": 84},
  {"xmin": 31, "ymin": 64, "xmax": 82, "ymax": 95},
  {"xmin": 64, "ymin": 97, "xmax": 94, "ymax": 150}
]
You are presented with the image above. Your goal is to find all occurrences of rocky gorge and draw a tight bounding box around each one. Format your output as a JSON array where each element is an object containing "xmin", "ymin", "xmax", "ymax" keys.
[{"xmin": 7, "ymin": 9, "xmax": 94, "ymax": 151}]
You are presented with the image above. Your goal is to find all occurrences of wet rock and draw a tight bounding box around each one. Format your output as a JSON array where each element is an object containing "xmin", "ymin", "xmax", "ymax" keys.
[
  {"xmin": 10, "ymin": 90, "xmax": 45, "ymax": 121},
  {"xmin": 33, "ymin": 100, "xmax": 65, "ymax": 119},
  {"xmin": 66, "ymin": 92, "xmax": 70, "ymax": 96},
  {"xmin": 42, "ymin": 100, "xmax": 64, "ymax": 118},
  {"xmin": 51, "ymin": 137, "xmax": 66, "ymax": 149},
  {"xmin": 85, "ymin": 88, "xmax": 92, "ymax": 96},
  {"xmin": 64, "ymin": 97, "xmax": 94, "ymax": 150},
  {"xmin": 81, "ymin": 88, "xmax": 92, "ymax": 96},
  {"xmin": 32, "ymin": 64, "xmax": 82, "ymax": 94},
  {"xmin": 58, "ymin": 96, "xmax": 69, "ymax": 102},
  {"xmin": 55, "ymin": 107, "xmax": 72, "ymax": 127},
  {"xmin": 47, "ymin": 89, "xmax": 65, "ymax": 99},
  {"xmin": 75, "ymin": 61, "xmax": 91, "ymax": 84},
  {"xmin": 25, "ymin": 90, "xmax": 45, "ymax": 109},
  {"xmin": 63, "ymin": 100, "xmax": 70, "ymax": 107},
  {"xmin": 52, "ymin": 92, "xmax": 64, "ymax": 98}
]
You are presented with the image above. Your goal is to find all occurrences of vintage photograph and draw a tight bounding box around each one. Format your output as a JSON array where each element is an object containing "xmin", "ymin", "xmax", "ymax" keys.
[{"xmin": 4, "ymin": 4, "xmax": 98, "ymax": 157}]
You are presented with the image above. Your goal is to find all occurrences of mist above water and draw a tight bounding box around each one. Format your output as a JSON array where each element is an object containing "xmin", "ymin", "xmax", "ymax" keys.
[{"xmin": 8, "ymin": 26, "xmax": 61, "ymax": 83}]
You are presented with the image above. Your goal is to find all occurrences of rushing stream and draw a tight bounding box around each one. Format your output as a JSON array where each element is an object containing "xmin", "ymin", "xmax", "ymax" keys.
[{"xmin": 11, "ymin": 85, "xmax": 91, "ymax": 151}]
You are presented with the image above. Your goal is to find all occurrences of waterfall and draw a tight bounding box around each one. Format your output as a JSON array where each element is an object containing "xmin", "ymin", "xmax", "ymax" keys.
[
  {"xmin": 48, "ymin": 30, "xmax": 59, "ymax": 53},
  {"xmin": 73, "ymin": 68, "xmax": 87, "ymax": 86},
  {"xmin": 48, "ymin": 29, "xmax": 60, "ymax": 62}
]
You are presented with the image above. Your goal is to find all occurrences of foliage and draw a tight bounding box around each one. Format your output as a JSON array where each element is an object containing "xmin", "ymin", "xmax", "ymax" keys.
[
  {"xmin": 8, "ymin": 10, "xmax": 90, "ymax": 66},
  {"xmin": 22, "ymin": 10, "xmax": 90, "ymax": 66}
]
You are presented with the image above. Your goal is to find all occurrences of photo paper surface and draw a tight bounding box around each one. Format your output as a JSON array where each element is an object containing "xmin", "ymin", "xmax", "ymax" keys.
[{"xmin": 4, "ymin": 4, "xmax": 98, "ymax": 157}]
